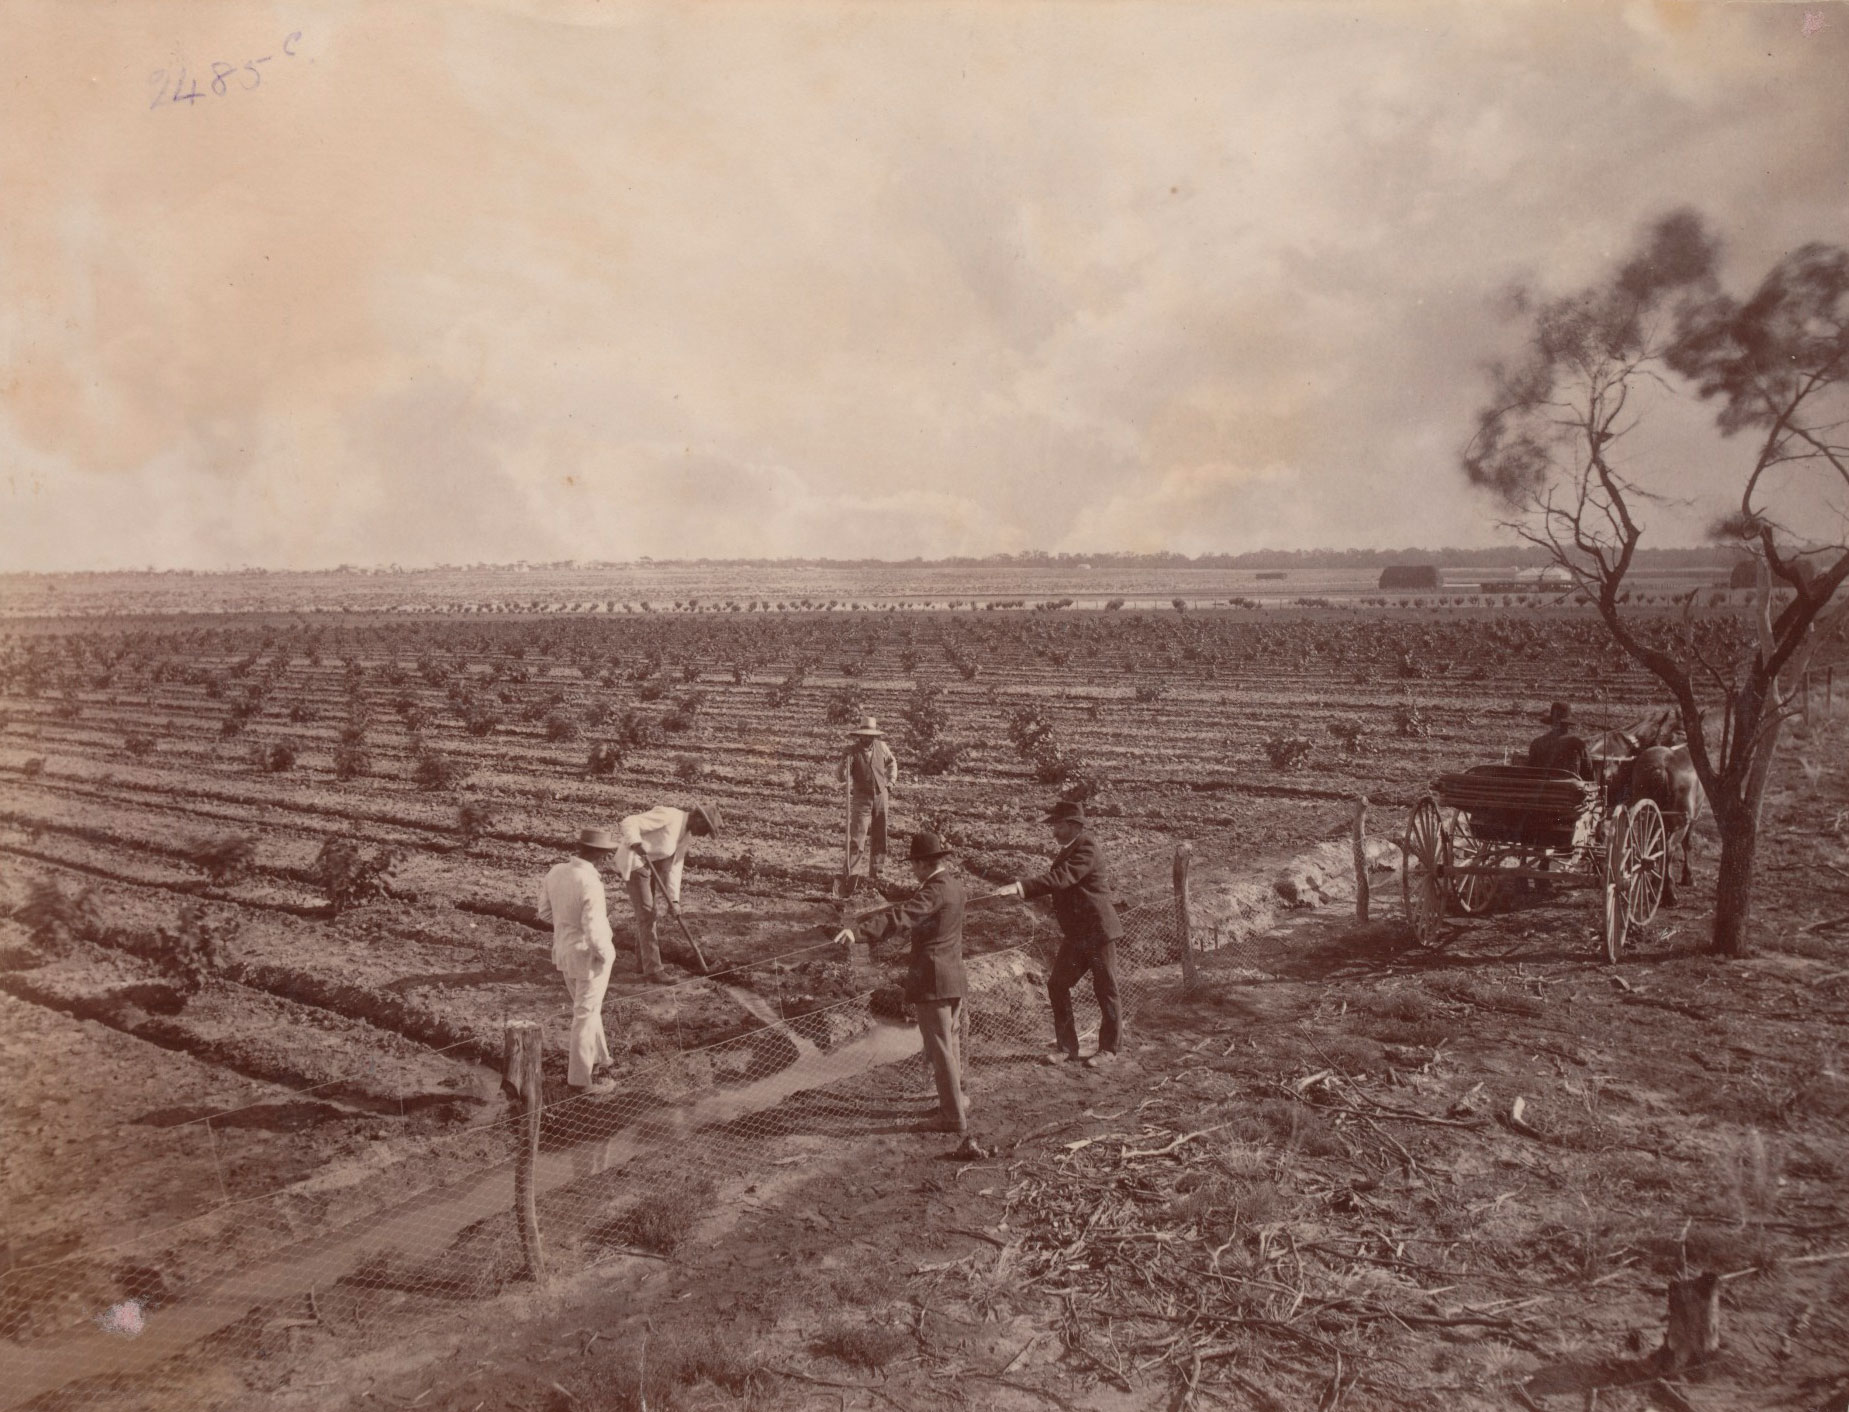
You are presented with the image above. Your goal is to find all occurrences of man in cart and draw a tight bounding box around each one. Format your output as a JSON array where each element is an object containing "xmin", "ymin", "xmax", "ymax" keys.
[
  {"xmin": 836, "ymin": 716, "xmax": 899, "ymax": 894},
  {"xmin": 1527, "ymin": 701, "xmax": 1595, "ymax": 780},
  {"xmin": 616, "ymin": 802, "xmax": 721, "ymax": 983}
]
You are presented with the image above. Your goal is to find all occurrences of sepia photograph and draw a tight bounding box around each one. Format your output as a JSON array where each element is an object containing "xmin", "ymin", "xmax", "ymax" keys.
[{"xmin": 2, "ymin": 2, "xmax": 1847, "ymax": 1408}]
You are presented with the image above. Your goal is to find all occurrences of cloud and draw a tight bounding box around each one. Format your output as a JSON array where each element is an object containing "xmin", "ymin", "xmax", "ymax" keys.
[
  {"xmin": 1063, "ymin": 461, "xmax": 1304, "ymax": 555},
  {"xmin": 3, "ymin": 0, "xmax": 1847, "ymax": 570}
]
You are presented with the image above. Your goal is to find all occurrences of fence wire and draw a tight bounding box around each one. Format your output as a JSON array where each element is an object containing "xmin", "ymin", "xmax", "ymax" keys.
[{"xmin": 0, "ymin": 828, "xmax": 1307, "ymax": 1412}]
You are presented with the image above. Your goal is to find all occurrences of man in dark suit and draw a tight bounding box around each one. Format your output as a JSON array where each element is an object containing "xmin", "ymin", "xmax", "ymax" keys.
[
  {"xmin": 1527, "ymin": 701, "xmax": 1595, "ymax": 780},
  {"xmin": 840, "ymin": 831, "xmax": 969, "ymax": 1133},
  {"xmin": 997, "ymin": 800, "xmax": 1124, "ymax": 1068}
]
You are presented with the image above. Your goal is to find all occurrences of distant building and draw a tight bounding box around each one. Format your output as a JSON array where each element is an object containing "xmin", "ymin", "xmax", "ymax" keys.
[
  {"xmin": 1731, "ymin": 555, "xmax": 1819, "ymax": 590},
  {"xmin": 1378, "ymin": 565, "xmax": 1442, "ymax": 590},
  {"xmin": 1507, "ymin": 565, "xmax": 1573, "ymax": 588},
  {"xmin": 1479, "ymin": 564, "xmax": 1574, "ymax": 594}
]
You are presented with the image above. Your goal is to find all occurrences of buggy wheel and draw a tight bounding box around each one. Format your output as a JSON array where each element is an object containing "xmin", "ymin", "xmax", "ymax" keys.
[
  {"xmin": 1401, "ymin": 796, "xmax": 1448, "ymax": 948},
  {"xmin": 1602, "ymin": 805, "xmax": 1631, "ymax": 964},
  {"xmin": 1448, "ymin": 812, "xmax": 1503, "ymax": 914},
  {"xmin": 1620, "ymin": 797, "xmax": 1667, "ymax": 928}
]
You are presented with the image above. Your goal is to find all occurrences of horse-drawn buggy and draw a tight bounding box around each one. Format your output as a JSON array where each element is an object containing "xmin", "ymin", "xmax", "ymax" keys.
[{"xmin": 1399, "ymin": 753, "xmax": 1670, "ymax": 962}]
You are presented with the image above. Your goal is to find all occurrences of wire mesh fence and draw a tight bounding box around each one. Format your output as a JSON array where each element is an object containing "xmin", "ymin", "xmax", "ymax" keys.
[{"xmin": 0, "ymin": 821, "xmax": 1332, "ymax": 1412}]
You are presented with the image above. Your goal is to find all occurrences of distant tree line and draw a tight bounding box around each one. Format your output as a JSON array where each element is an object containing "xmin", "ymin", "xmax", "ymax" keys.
[{"xmin": 6, "ymin": 545, "xmax": 1744, "ymax": 582}]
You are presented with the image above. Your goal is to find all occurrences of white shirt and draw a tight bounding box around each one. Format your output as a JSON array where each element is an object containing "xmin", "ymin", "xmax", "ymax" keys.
[
  {"xmin": 536, "ymin": 856, "xmax": 614, "ymax": 968},
  {"xmin": 617, "ymin": 806, "xmax": 693, "ymax": 903}
]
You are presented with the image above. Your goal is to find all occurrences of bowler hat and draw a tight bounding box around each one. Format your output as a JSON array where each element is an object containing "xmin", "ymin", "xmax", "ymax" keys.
[
  {"xmin": 577, "ymin": 827, "xmax": 619, "ymax": 852},
  {"xmin": 849, "ymin": 717, "xmax": 885, "ymax": 737},
  {"xmin": 1042, "ymin": 799, "xmax": 1086, "ymax": 824},
  {"xmin": 1540, "ymin": 702, "xmax": 1574, "ymax": 726},
  {"xmin": 688, "ymin": 803, "xmax": 722, "ymax": 836},
  {"xmin": 907, "ymin": 831, "xmax": 953, "ymax": 862}
]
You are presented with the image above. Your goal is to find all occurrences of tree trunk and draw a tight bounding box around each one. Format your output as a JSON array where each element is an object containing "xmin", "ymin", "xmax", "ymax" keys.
[
  {"xmin": 1708, "ymin": 678, "xmax": 1783, "ymax": 957},
  {"xmin": 1710, "ymin": 803, "xmax": 1759, "ymax": 956},
  {"xmin": 1744, "ymin": 708, "xmax": 1785, "ymax": 831}
]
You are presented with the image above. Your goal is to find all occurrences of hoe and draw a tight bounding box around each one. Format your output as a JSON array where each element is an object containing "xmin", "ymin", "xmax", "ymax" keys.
[{"xmin": 645, "ymin": 855, "xmax": 715, "ymax": 975}]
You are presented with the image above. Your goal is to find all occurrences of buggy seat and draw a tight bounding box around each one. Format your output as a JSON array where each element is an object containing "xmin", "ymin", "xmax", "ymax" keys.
[{"xmin": 1432, "ymin": 764, "xmax": 1599, "ymax": 852}]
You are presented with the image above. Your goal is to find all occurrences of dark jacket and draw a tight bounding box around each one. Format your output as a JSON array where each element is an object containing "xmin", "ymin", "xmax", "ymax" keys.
[
  {"xmin": 1527, "ymin": 728, "xmax": 1594, "ymax": 780},
  {"xmin": 1021, "ymin": 832, "xmax": 1123, "ymax": 946},
  {"xmin": 861, "ymin": 868, "xmax": 966, "ymax": 1004}
]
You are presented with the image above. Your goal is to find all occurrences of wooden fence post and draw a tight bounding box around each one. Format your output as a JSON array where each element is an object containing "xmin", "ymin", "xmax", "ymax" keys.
[
  {"xmin": 502, "ymin": 1020, "xmax": 546, "ymax": 1283},
  {"xmin": 1352, "ymin": 795, "xmax": 1370, "ymax": 922},
  {"xmin": 1173, "ymin": 843, "xmax": 1196, "ymax": 987}
]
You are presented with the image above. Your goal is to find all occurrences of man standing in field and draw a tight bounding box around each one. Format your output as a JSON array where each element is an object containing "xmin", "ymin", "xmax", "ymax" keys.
[
  {"xmin": 616, "ymin": 802, "xmax": 721, "ymax": 983},
  {"xmin": 1527, "ymin": 702, "xmax": 1595, "ymax": 780},
  {"xmin": 536, "ymin": 827, "xmax": 622, "ymax": 1095},
  {"xmin": 837, "ymin": 830, "xmax": 969, "ymax": 1134},
  {"xmin": 837, "ymin": 717, "xmax": 899, "ymax": 894},
  {"xmin": 995, "ymin": 800, "xmax": 1125, "ymax": 1068}
]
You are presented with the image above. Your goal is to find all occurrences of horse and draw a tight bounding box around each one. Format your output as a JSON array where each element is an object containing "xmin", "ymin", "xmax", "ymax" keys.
[
  {"xmin": 1604, "ymin": 708, "xmax": 1704, "ymax": 903},
  {"xmin": 1585, "ymin": 705, "xmax": 1676, "ymax": 765}
]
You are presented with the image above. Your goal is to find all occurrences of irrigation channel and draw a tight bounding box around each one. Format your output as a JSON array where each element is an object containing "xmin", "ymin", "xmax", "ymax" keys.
[{"xmin": 0, "ymin": 977, "xmax": 931, "ymax": 1409}]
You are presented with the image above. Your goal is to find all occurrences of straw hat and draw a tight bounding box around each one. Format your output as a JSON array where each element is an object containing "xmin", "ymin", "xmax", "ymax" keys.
[{"xmin": 849, "ymin": 717, "xmax": 885, "ymax": 737}]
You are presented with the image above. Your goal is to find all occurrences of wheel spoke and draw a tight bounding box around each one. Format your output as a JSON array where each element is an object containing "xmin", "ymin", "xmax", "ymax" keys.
[
  {"xmin": 1620, "ymin": 800, "xmax": 1666, "ymax": 928},
  {"xmin": 1449, "ymin": 812, "xmax": 1504, "ymax": 915},
  {"xmin": 1401, "ymin": 798, "xmax": 1448, "ymax": 948}
]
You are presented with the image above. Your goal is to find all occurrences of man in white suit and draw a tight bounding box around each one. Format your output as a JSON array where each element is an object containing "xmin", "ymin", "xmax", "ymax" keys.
[{"xmin": 537, "ymin": 827, "xmax": 621, "ymax": 1094}]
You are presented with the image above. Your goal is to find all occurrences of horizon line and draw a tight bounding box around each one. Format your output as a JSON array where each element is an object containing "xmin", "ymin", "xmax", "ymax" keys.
[{"xmin": 0, "ymin": 544, "xmax": 1743, "ymax": 579}]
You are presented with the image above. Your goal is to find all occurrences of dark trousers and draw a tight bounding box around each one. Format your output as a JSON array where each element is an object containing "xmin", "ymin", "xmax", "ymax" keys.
[
  {"xmin": 625, "ymin": 867, "xmax": 685, "ymax": 978},
  {"xmin": 915, "ymin": 999, "xmax": 967, "ymax": 1131},
  {"xmin": 846, "ymin": 792, "xmax": 889, "ymax": 881},
  {"xmin": 1048, "ymin": 937, "xmax": 1121, "ymax": 1057}
]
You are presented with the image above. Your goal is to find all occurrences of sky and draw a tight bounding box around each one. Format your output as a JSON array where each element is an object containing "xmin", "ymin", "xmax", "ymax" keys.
[{"xmin": 3, "ymin": 0, "xmax": 1847, "ymax": 571}]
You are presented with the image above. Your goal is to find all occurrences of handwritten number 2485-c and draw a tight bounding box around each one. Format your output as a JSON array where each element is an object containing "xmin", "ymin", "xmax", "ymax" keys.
[{"xmin": 149, "ymin": 32, "xmax": 300, "ymax": 109}]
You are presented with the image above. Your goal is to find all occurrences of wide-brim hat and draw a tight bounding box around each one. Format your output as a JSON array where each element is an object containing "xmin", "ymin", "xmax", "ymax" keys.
[
  {"xmin": 849, "ymin": 716, "xmax": 885, "ymax": 737},
  {"xmin": 907, "ymin": 831, "xmax": 953, "ymax": 862},
  {"xmin": 1042, "ymin": 799, "xmax": 1086, "ymax": 824},
  {"xmin": 578, "ymin": 827, "xmax": 620, "ymax": 852},
  {"xmin": 687, "ymin": 803, "xmax": 722, "ymax": 836},
  {"xmin": 1540, "ymin": 702, "xmax": 1574, "ymax": 726}
]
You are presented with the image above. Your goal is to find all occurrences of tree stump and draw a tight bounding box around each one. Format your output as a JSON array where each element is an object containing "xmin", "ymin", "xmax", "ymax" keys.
[
  {"xmin": 1658, "ymin": 1271, "xmax": 1720, "ymax": 1372},
  {"xmin": 502, "ymin": 1020, "xmax": 546, "ymax": 1283}
]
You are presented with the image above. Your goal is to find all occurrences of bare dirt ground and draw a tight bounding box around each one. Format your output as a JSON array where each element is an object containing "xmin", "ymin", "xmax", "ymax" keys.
[
  {"xmin": 44, "ymin": 707, "xmax": 1845, "ymax": 1412},
  {"xmin": 1, "ymin": 602, "xmax": 1678, "ymax": 1280},
  {"xmin": 2, "ymin": 601, "xmax": 1844, "ymax": 1411}
]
